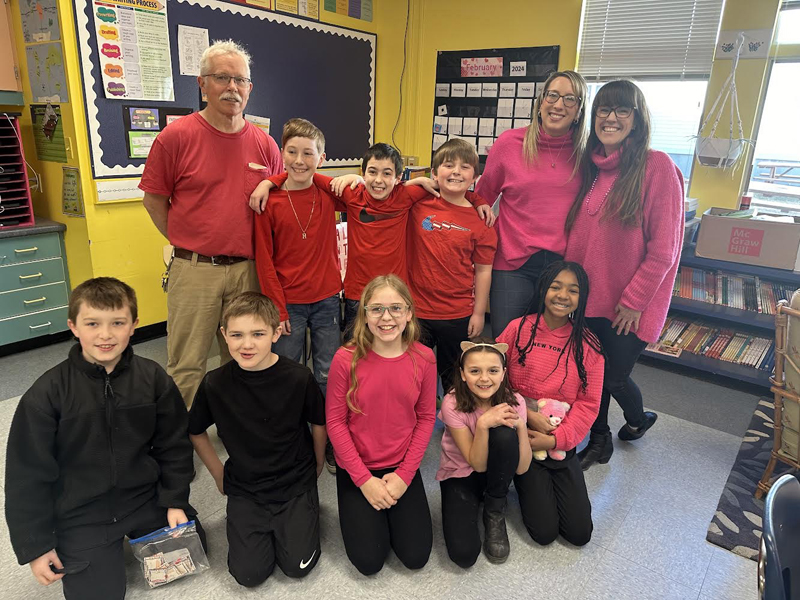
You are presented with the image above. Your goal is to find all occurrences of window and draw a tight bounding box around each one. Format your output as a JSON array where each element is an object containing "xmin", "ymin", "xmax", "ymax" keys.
[
  {"xmin": 577, "ymin": 0, "xmax": 725, "ymax": 186},
  {"xmin": 586, "ymin": 80, "xmax": 708, "ymax": 182},
  {"xmin": 747, "ymin": 62, "xmax": 800, "ymax": 213},
  {"xmin": 777, "ymin": 3, "xmax": 800, "ymax": 44}
]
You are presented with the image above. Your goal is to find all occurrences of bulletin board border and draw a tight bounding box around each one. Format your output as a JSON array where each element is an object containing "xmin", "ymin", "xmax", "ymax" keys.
[{"xmin": 74, "ymin": 0, "xmax": 376, "ymax": 179}]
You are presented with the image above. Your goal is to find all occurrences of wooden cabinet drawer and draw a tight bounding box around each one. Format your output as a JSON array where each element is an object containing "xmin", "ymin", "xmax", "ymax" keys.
[
  {"xmin": 0, "ymin": 258, "xmax": 65, "ymax": 291},
  {"xmin": 0, "ymin": 233, "xmax": 62, "ymax": 266},
  {"xmin": 0, "ymin": 282, "xmax": 69, "ymax": 319},
  {"xmin": 0, "ymin": 306, "xmax": 69, "ymax": 345}
]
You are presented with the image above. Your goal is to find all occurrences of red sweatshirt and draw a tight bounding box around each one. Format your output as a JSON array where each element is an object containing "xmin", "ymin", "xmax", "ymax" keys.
[
  {"xmin": 254, "ymin": 178, "xmax": 346, "ymax": 320},
  {"xmin": 406, "ymin": 196, "xmax": 497, "ymax": 319},
  {"xmin": 326, "ymin": 343, "xmax": 437, "ymax": 487},
  {"xmin": 497, "ymin": 316, "xmax": 604, "ymax": 452}
]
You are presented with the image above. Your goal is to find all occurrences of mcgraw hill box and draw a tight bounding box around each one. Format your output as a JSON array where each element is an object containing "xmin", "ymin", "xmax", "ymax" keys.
[{"xmin": 695, "ymin": 208, "xmax": 800, "ymax": 271}]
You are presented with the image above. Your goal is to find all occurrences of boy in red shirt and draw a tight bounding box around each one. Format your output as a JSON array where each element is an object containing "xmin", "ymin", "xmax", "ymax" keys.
[
  {"xmin": 253, "ymin": 118, "xmax": 345, "ymax": 407},
  {"xmin": 406, "ymin": 139, "xmax": 498, "ymax": 393}
]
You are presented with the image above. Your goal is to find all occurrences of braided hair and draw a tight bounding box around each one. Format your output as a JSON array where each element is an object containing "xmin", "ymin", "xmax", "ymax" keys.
[{"xmin": 514, "ymin": 261, "xmax": 602, "ymax": 393}]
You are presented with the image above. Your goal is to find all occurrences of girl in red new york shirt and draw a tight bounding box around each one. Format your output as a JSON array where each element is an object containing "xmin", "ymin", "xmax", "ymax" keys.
[
  {"xmin": 326, "ymin": 274, "xmax": 436, "ymax": 576},
  {"xmin": 496, "ymin": 260, "xmax": 604, "ymax": 547}
]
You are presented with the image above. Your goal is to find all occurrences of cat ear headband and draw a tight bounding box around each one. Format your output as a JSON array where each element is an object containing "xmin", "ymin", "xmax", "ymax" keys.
[{"xmin": 460, "ymin": 341, "xmax": 509, "ymax": 358}]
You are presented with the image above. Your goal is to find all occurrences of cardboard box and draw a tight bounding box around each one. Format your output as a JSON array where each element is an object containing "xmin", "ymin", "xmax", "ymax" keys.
[{"xmin": 695, "ymin": 208, "xmax": 800, "ymax": 271}]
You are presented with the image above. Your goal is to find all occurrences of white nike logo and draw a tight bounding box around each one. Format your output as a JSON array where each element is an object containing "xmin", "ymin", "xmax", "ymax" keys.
[{"xmin": 299, "ymin": 550, "xmax": 316, "ymax": 569}]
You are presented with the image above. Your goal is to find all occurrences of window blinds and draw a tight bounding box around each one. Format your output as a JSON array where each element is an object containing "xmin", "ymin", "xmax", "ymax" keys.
[{"xmin": 577, "ymin": 0, "xmax": 725, "ymax": 80}]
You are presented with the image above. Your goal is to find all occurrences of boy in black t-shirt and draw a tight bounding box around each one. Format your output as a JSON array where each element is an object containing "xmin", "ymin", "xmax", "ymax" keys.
[{"xmin": 188, "ymin": 292, "xmax": 326, "ymax": 587}]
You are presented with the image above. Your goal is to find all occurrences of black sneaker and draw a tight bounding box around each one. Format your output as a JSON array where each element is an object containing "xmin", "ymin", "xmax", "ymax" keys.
[{"xmin": 325, "ymin": 439, "xmax": 336, "ymax": 474}]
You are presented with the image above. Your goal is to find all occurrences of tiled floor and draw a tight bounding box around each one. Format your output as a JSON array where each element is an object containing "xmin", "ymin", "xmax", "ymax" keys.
[{"xmin": 0, "ymin": 340, "xmax": 759, "ymax": 599}]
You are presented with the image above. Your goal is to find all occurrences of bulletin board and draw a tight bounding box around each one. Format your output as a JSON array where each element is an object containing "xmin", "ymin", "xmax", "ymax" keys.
[
  {"xmin": 74, "ymin": 0, "xmax": 376, "ymax": 179},
  {"xmin": 432, "ymin": 46, "xmax": 559, "ymax": 171}
]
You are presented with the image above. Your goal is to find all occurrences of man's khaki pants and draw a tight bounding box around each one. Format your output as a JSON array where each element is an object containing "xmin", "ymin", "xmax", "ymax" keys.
[{"xmin": 166, "ymin": 255, "xmax": 260, "ymax": 407}]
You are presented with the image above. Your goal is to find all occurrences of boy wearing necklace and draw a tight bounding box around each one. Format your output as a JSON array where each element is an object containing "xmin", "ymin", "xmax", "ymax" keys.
[{"xmin": 253, "ymin": 118, "xmax": 345, "ymax": 403}]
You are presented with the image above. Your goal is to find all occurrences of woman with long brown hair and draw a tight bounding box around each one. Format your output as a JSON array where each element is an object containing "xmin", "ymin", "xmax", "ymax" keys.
[
  {"xmin": 564, "ymin": 80, "xmax": 684, "ymax": 470},
  {"xmin": 476, "ymin": 70, "xmax": 589, "ymax": 337}
]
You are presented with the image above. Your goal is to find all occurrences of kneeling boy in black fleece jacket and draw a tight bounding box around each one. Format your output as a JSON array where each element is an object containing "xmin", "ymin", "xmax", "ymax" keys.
[{"xmin": 5, "ymin": 277, "xmax": 201, "ymax": 600}]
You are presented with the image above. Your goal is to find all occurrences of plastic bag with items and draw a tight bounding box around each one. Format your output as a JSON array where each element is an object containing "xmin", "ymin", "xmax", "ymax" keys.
[{"xmin": 128, "ymin": 521, "xmax": 209, "ymax": 588}]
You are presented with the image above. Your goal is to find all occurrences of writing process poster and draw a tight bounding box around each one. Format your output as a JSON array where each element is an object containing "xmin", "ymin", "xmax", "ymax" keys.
[{"xmin": 92, "ymin": 0, "xmax": 174, "ymax": 101}]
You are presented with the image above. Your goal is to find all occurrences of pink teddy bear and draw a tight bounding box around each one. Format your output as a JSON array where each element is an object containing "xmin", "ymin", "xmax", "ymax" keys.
[{"xmin": 533, "ymin": 398, "xmax": 570, "ymax": 461}]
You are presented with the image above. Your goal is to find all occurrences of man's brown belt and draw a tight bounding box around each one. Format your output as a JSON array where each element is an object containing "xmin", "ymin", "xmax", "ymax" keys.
[{"xmin": 172, "ymin": 247, "xmax": 248, "ymax": 266}]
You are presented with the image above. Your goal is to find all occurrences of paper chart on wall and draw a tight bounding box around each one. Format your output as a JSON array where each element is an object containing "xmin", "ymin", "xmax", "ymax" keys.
[
  {"xmin": 497, "ymin": 98, "xmax": 514, "ymax": 118},
  {"xmin": 451, "ymin": 83, "xmax": 466, "ymax": 97},
  {"xmin": 478, "ymin": 118, "xmax": 494, "ymax": 137},
  {"xmin": 514, "ymin": 98, "xmax": 532, "ymax": 118},
  {"xmin": 436, "ymin": 83, "xmax": 450, "ymax": 97},
  {"xmin": 513, "ymin": 118, "xmax": 531, "ymax": 129},
  {"xmin": 178, "ymin": 24, "xmax": 208, "ymax": 76},
  {"xmin": 517, "ymin": 82, "xmax": 535, "ymax": 97},
  {"xmin": 462, "ymin": 118, "xmax": 478, "ymax": 136},
  {"xmin": 481, "ymin": 83, "xmax": 498, "ymax": 97},
  {"xmin": 432, "ymin": 133, "xmax": 446, "ymax": 151},
  {"xmin": 93, "ymin": 0, "xmax": 175, "ymax": 101},
  {"xmin": 499, "ymin": 82, "xmax": 516, "ymax": 97},
  {"xmin": 448, "ymin": 117, "xmax": 463, "ymax": 136},
  {"xmin": 466, "ymin": 83, "xmax": 482, "ymax": 97},
  {"xmin": 478, "ymin": 137, "xmax": 494, "ymax": 155},
  {"xmin": 495, "ymin": 118, "xmax": 513, "ymax": 136},
  {"xmin": 433, "ymin": 116, "xmax": 448, "ymax": 134}
]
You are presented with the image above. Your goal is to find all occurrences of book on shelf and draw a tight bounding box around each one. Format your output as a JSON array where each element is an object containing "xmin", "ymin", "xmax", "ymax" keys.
[
  {"xmin": 672, "ymin": 265, "xmax": 796, "ymax": 315},
  {"xmin": 646, "ymin": 316, "xmax": 776, "ymax": 374}
]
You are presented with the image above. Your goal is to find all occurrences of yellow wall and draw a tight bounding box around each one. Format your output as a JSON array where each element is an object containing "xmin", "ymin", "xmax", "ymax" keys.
[
  {"xmin": 687, "ymin": 0, "xmax": 783, "ymax": 213},
  {"xmin": 394, "ymin": 0, "xmax": 583, "ymax": 165},
  {"xmin": 3, "ymin": 0, "xmax": 94, "ymax": 291}
]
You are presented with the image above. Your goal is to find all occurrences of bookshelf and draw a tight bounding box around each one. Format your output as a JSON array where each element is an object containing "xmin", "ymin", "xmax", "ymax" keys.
[
  {"xmin": 0, "ymin": 113, "xmax": 34, "ymax": 229},
  {"xmin": 643, "ymin": 245, "xmax": 800, "ymax": 388}
]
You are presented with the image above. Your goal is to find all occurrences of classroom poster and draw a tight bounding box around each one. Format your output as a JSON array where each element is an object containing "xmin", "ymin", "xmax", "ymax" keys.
[
  {"xmin": 92, "ymin": 0, "xmax": 174, "ymax": 101},
  {"xmin": 324, "ymin": 0, "xmax": 371, "ymax": 22},
  {"xmin": 19, "ymin": 0, "xmax": 61, "ymax": 42},
  {"xmin": 62, "ymin": 167, "xmax": 85, "ymax": 216},
  {"xmin": 25, "ymin": 43, "xmax": 68, "ymax": 102},
  {"xmin": 30, "ymin": 104, "xmax": 67, "ymax": 162},
  {"xmin": 177, "ymin": 25, "xmax": 208, "ymax": 76}
]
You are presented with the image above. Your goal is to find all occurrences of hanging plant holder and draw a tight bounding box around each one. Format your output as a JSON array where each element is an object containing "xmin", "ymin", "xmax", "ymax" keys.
[{"xmin": 694, "ymin": 32, "xmax": 754, "ymax": 170}]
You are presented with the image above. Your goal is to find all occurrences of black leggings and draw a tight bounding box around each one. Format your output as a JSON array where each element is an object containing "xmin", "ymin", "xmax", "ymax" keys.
[
  {"xmin": 336, "ymin": 466, "xmax": 432, "ymax": 575},
  {"xmin": 440, "ymin": 426, "xmax": 519, "ymax": 568},
  {"xmin": 586, "ymin": 316, "xmax": 649, "ymax": 434},
  {"xmin": 514, "ymin": 450, "xmax": 593, "ymax": 546},
  {"xmin": 419, "ymin": 316, "xmax": 471, "ymax": 394}
]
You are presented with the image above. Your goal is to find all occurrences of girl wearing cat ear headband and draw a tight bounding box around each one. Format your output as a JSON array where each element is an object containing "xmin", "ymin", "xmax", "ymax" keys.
[{"xmin": 436, "ymin": 337, "xmax": 532, "ymax": 566}]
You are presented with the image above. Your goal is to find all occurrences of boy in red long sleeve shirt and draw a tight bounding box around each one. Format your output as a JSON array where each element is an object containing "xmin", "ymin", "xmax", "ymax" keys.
[{"xmin": 406, "ymin": 139, "xmax": 498, "ymax": 393}]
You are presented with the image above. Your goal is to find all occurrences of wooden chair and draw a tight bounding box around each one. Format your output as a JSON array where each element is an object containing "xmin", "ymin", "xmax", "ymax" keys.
[{"xmin": 757, "ymin": 291, "xmax": 800, "ymax": 499}]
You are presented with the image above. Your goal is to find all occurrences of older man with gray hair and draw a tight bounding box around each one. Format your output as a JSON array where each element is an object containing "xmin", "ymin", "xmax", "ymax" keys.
[{"xmin": 140, "ymin": 39, "xmax": 283, "ymax": 407}]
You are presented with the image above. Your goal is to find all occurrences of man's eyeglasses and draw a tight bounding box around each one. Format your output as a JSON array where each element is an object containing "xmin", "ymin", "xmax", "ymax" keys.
[
  {"xmin": 543, "ymin": 91, "xmax": 580, "ymax": 108},
  {"xmin": 203, "ymin": 73, "xmax": 252, "ymax": 88},
  {"xmin": 596, "ymin": 106, "xmax": 635, "ymax": 119},
  {"xmin": 364, "ymin": 304, "xmax": 409, "ymax": 318}
]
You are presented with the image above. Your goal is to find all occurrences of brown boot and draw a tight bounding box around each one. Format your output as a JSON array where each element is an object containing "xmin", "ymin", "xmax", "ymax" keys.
[{"xmin": 483, "ymin": 495, "xmax": 510, "ymax": 564}]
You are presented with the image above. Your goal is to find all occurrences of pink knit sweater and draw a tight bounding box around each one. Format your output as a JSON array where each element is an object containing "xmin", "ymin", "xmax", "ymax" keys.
[
  {"xmin": 476, "ymin": 127, "xmax": 581, "ymax": 270},
  {"xmin": 564, "ymin": 148, "xmax": 684, "ymax": 343}
]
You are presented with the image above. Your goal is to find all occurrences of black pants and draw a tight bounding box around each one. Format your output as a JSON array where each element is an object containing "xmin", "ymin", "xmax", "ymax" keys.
[
  {"xmin": 419, "ymin": 316, "xmax": 471, "ymax": 394},
  {"xmin": 490, "ymin": 249, "xmax": 563, "ymax": 338},
  {"xmin": 586, "ymin": 316, "xmax": 649, "ymax": 435},
  {"xmin": 514, "ymin": 450, "xmax": 593, "ymax": 546},
  {"xmin": 226, "ymin": 487, "xmax": 320, "ymax": 587},
  {"xmin": 57, "ymin": 500, "xmax": 206, "ymax": 600},
  {"xmin": 440, "ymin": 426, "xmax": 519, "ymax": 568},
  {"xmin": 336, "ymin": 466, "xmax": 432, "ymax": 575}
]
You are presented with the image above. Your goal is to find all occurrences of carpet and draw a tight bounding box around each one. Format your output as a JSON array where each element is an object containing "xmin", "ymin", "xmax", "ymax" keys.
[{"xmin": 706, "ymin": 397, "xmax": 797, "ymax": 561}]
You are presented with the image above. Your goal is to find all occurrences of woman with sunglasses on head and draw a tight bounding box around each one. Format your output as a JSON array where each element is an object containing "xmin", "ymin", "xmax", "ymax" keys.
[
  {"xmin": 564, "ymin": 80, "xmax": 684, "ymax": 470},
  {"xmin": 476, "ymin": 70, "xmax": 589, "ymax": 338}
]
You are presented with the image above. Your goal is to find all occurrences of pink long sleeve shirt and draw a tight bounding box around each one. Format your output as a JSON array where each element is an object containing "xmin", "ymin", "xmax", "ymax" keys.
[
  {"xmin": 326, "ymin": 343, "xmax": 437, "ymax": 487},
  {"xmin": 475, "ymin": 126, "xmax": 581, "ymax": 270},
  {"xmin": 564, "ymin": 148, "xmax": 684, "ymax": 344},
  {"xmin": 497, "ymin": 317, "xmax": 604, "ymax": 452}
]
